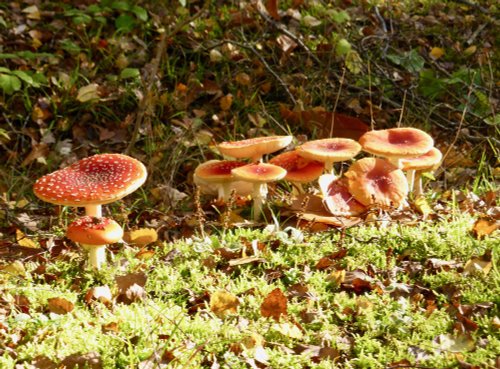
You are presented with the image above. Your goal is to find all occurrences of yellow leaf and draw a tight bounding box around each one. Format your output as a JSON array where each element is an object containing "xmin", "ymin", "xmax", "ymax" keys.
[
  {"xmin": 123, "ymin": 228, "xmax": 158, "ymax": 247},
  {"xmin": 76, "ymin": 83, "xmax": 100, "ymax": 102},
  {"xmin": 16, "ymin": 229, "xmax": 39, "ymax": 248},
  {"xmin": 414, "ymin": 196, "xmax": 433, "ymax": 219},
  {"xmin": 429, "ymin": 47, "xmax": 445, "ymax": 60},
  {"xmin": 210, "ymin": 290, "xmax": 240, "ymax": 317},
  {"xmin": 464, "ymin": 45, "xmax": 477, "ymax": 56},
  {"xmin": 22, "ymin": 5, "xmax": 41, "ymax": 20},
  {"xmin": 2, "ymin": 261, "xmax": 26, "ymax": 277},
  {"xmin": 472, "ymin": 218, "xmax": 499, "ymax": 239},
  {"xmin": 220, "ymin": 94, "xmax": 233, "ymax": 111}
]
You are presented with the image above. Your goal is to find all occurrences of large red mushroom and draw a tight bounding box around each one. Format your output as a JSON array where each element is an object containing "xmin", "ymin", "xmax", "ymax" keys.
[{"xmin": 34, "ymin": 154, "xmax": 147, "ymax": 217}]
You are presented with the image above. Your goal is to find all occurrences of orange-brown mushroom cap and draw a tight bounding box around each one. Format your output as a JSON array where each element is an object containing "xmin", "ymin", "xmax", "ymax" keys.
[
  {"xmin": 217, "ymin": 136, "xmax": 293, "ymax": 162},
  {"xmin": 66, "ymin": 216, "xmax": 123, "ymax": 245},
  {"xmin": 359, "ymin": 128, "xmax": 434, "ymax": 159},
  {"xmin": 231, "ymin": 163, "xmax": 287, "ymax": 183},
  {"xmin": 269, "ymin": 151, "xmax": 324, "ymax": 183},
  {"xmin": 34, "ymin": 154, "xmax": 147, "ymax": 207},
  {"xmin": 297, "ymin": 138, "xmax": 361, "ymax": 163},
  {"xmin": 401, "ymin": 147, "xmax": 442, "ymax": 171},
  {"xmin": 318, "ymin": 174, "xmax": 366, "ymax": 216},
  {"xmin": 194, "ymin": 160, "xmax": 247, "ymax": 182},
  {"xmin": 345, "ymin": 158, "xmax": 408, "ymax": 207}
]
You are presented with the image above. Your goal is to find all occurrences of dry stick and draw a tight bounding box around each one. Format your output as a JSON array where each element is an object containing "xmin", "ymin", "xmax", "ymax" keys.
[
  {"xmin": 397, "ymin": 90, "xmax": 407, "ymax": 128},
  {"xmin": 329, "ymin": 67, "xmax": 346, "ymax": 138},
  {"xmin": 439, "ymin": 73, "xmax": 476, "ymax": 177},
  {"xmin": 125, "ymin": 3, "xmax": 209, "ymax": 154},
  {"xmin": 367, "ymin": 61, "xmax": 375, "ymax": 130},
  {"xmin": 221, "ymin": 40, "xmax": 297, "ymax": 105}
]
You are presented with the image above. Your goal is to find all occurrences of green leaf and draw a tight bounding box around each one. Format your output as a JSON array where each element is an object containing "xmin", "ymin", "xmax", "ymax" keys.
[
  {"xmin": 387, "ymin": 49, "xmax": 425, "ymax": 73},
  {"xmin": 115, "ymin": 14, "xmax": 135, "ymax": 32},
  {"xmin": 0, "ymin": 74, "xmax": 22, "ymax": 94},
  {"xmin": 418, "ymin": 69, "xmax": 445, "ymax": 99},
  {"xmin": 345, "ymin": 50, "xmax": 363, "ymax": 75},
  {"xmin": 0, "ymin": 15, "xmax": 7, "ymax": 28},
  {"xmin": 72, "ymin": 14, "xmax": 93, "ymax": 25},
  {"xmin": 120, "ymin": 68, "xmax": 140, "ymax": 79},
  {"xmin": 132, "ymin": 5, "xmax": 148, "ymax": 22},
  {"xmin": 60, "ymin": 40, "xmax": 82, "ymax": 55},
  {"xmin": 330, "ymin": 10, "xmax": 350, "ymax": 24},
  {"xmin": 112, "ymin": 1, "xmax": 131, "ymax": 11},
  {"xmin": 11, "ymin": 70, "xmax": 34, "ymax": 85}
]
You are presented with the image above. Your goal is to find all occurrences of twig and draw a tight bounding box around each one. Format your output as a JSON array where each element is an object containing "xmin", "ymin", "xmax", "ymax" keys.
[
  {"xmin": 367, "ymin": 61, "xmax": 375, "ymax": 130},
  {"xmin": 125, "ymin": 2, "xmax": 209, "ymax": 154},
  {"xmin": 450, "ymin": 0, "xmax": 488, "ymax": 13},
  {"xmin": 441, "ymin": 72, "xmax": 476, "ymax": 167},
  {"xmin": 397, "ymin": 90, "xmax": 407, "ymax": 127},
  {"xmin": 329, "ymin": 67, "xmax": 346, "ymax": 137},
  {"xmin": 217, "ymin": 39, "xmax": 297, "ymax": 105},
  {"xmin": 255, "ymin": 3, "xmax": 321, "ymax": 65}
]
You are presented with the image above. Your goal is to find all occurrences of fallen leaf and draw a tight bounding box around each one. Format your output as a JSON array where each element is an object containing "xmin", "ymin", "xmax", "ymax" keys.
[
  {"xmin": 2, "ymin": 261, "xmax": 26, "ymax": 277},
  {"xmin": 260, "ymin": 288, "xmax": 288, "ymax": 322},
  {"xmin": 272, "ymin": 322, "xmax": 303, "ymax": 339},
  {"xmin": 435, "ymin": 333, "xmax": 475, "ymax": 353},
  {"xmin": 210, "ymin": 290, "xmax": 240, "ymax": 317},
  {"xmin": 414, "ymin": 196, "xmax": 433, "ymax": 219},
  {"xmin": 22, "ymin": 5, "xmax": 41, "ymax": 20},
  {"xmin": 472, "ymin": 218, "xmax": 499, "ymax": 239},
  {"xmin": 220, "ymin": 94, "xmax": 233, "ymax": 111},
  {"xmin": 47, "ymin": 297, "xmax": 74, "ymax": 314},
  {"xmin": 115, "ymin": 272, "xmax": 147, "ymax": 304},
  {"xmin": 463, "ymin": 251, "xmax": 492, "ymax": 276},
  {"xmin": 77, "ymin": 83, "xmax": 101, "ymax": 102},
  {"xmin": 21, "ymin": 143, "xmax": 50, "ymax": 167},
  {"xmin": 16, "ymin": 229, "xmax": 39, "ymax": 248},
  {"xmin": 85, "ymin": 286, "xmax": 113, "ymax": 306},
  {"xmin": 429, "ymin": 47, "xmax": 445, "ymax": 60},
  {"xmin": 60, "ymin": 352, "xmax": 102, "ymax": 369},
  {"xmin": 265, "ymin": 0, "xmax": 280, "ymax": 20},
  {"xmin": 123, "ymin": 228, "xmax": 158, "ymax": 247}
]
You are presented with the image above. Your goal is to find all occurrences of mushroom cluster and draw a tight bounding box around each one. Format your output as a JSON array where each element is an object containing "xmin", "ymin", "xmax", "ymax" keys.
[
  {"xmin": 197, "ymin": 127, "xmax": 440, "ymax": 221},
  {"xmin": 34, "ymin": 153, "xmax": 147, "ymax": 269}
]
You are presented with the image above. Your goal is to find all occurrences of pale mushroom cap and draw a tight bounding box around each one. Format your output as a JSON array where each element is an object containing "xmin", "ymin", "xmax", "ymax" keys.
[
  {"xmin": 34, "ymin": 154, "xmax": 147, "ymax": 206},
  {"xmin": 66, "ymin": 216, "xmax": 123, "ymax": 245},
  {"xmin": 217, "ymin": 136, "xmax": 293, "ymax": 160},
  {"xmin": 318, "ymin": 174, "xmax": 366, "ymax": 216},
  {"xmin": 231, "ymin": 163, "xmax": 287, "ymax": 183},
  {"xmin": 359, "ymin": 128, "xmax": 434, "ymax": 158},
  {"xmin": 401, "ymin": 147, "xmax": 443, "ymax": 171},
  {"xmin": 345, "ymin": 158, "xmax": 409, "ymax": 207},
  {"xmin": 297, "ymin": 138, "xmax": 361, "ymax": 163},
  {"xmin": 269, "ymin": 150, "xmax": 325, "ymax": 183},
  {"xmin": 194, "ymin": 160, "xmax": 247, "ymax": 182}
]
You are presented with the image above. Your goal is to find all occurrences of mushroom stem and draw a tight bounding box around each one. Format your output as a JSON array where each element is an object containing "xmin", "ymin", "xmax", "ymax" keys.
[
  {"xmin": 85, "ymin": 205, "xmax": 102, "ymax": 217},
  {"xmin": 85, "ymin": 244, "xmax": 106, "ymax": 270},
  {"xmin": 414, "ymin": 172, "xmax": 424, "ymax": 197},
  {"xmin": 252, "ymin": 182, "xmax": 268, "ymax": 221},
  {"xmin": 293, "ymin": 182, "xmax": 305, "ymax": 194},
  {"xmin": 325, "ymin": 161, "xmax": 335, "ymax": 174},
  {"xmin": 388, "ymin": 157, "xmax": 402, "ymax": 169},
  {"xmin": 406, "ymin": 170, "xmax": 416, "ymax": 193},
  {"xmin": 218, "ymin": 182, "xmax": 232, "ymax": 202}
]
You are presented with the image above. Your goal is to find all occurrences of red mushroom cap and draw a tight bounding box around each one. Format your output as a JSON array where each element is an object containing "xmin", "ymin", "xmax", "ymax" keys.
[
  {"xmin": 359, "ymin": 128, "xmax": 434, "ymax": 159},
  {"xmin": 297, "ymin": 138, "xmax": 361, "ymax": 163},
  {"xmin": 345, "ymin": 158, "xmax": 408, "ymax": 207},
  {"xmin": 33, "ymin": 154, "xmax": 147, "ymax": 206},
  {"xmin": 401, "ymin": 147, "xmax": 442, "ymax": 171},
  {"xmin": 217, "ymin": 136, "xmax": 293, "ymax": 161},
  {"xmin": 231, "ymin": 163, "xmax": 287, "ymax": 183},
  {"xmin": 269, "ymin": 151, "xmax": 325, "ymax": 183},
  {"xmin": 318, "ymin": 174, "xmax": 366, "ymax": 216},
  {"xmin": 194, "ymin": 160, "xmax": 247, "ymax": 182},
  {"xmin": 66, "ymin": 216, "xmax": 123, "ymax": 245}
]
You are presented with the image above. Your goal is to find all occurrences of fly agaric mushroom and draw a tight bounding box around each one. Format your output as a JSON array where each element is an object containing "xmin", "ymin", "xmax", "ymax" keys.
[
  {"xmin": 66, "ymin": 216, "xmax": 123, "ymax": 270},
  {"xmin": 217, "ymin": 136, "xmax": 293, "ymax": 163},
  {"xmin": 318, "ymin": 174, "xmax": 366, "ymax": 216},
  {"xmin": 359, "ymin": 128, "xmax": 434, "ymax": 169},
  {"xmin": 194, "ymin": 160, "xmax": 248, "ymax": 201},
  {"xmin": 401, "ymin": 147, "xmax": 442, "ymax": 197},
  {"xmin": 269, "ymin": 150, "xmax": 324, "ymax": 193},
  {"xmin": 34, "ymin": 154, "xmax": 147, "ymax": 217},
  {"xmin": 231, "ymin": 163, "xmax": 287, "ymax": 221},
  {"xmin": 345, "ymin": 158, "xmax": 408, "ymax": 208},
  {"xmin": 297, "ymin": 138, "xmax": 361, "ymax": 174}
]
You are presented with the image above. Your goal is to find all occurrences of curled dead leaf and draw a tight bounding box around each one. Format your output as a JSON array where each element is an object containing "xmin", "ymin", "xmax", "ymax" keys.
[
  {"xmin": 47, "ymin": 297, "xmax": 74, "ymax": 315},
  {"xmin": 260, "ymin": 288, "xmax": 288, "ymax": 322}
]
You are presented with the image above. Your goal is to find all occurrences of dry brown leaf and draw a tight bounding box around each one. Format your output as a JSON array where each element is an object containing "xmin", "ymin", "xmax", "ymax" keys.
[
  {"xmin": 123, "ymin": 228, "xmax": 158, "ymax": 247},
  {"xmin": 210, "ymin": 290, "xmax": 240, "ymax": 317},
  {"xmin": 60, "ymin": 352, "xmax": 102, "ymax": 369},
  {"xmin": 47, "ymin": 297, "xmax": 74, "ymax": 315},
  {"xmin": 115, "ymin": 272, "xmax": 147, "ymax": 304},
  {"xmin": 21, "ymin": 143, "xmax": 50, "ymax": 167},
  {"xmin": 463, "ymin": 251, "xmax": 492, "ymax": 276},
  {"xmin": 220, "ymin": 94, "xmax": 233, "ymax": 111},
  {"xmin": 265, "ymin": 0, "xmax": 280, "ymax": 20},
  {"xmin": 472, "ymin": 218, "xmax": 499, "ymax": 239},
  {"xmin": 260, "ymin": 288, "xmax": 288, "ymax": 322}
]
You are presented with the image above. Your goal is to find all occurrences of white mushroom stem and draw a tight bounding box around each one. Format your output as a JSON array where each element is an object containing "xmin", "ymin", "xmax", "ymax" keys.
[
  {"xmin": 406, "ymin": 170, "xmax": 416, "ymax": 192},
  {"xmin": 85, "ymin": 205, "xmax": 102, "ymax": 217},
  {"xmin": 84, "ymin": 244, "xmax": 107, "ymax": 270},
  {"xmin": 388, "ymin": 157, "xmax": 403, "ymax": 169},
  {"xmin": 413, "ymin": 172, "xmax": 424, "ymax": 197},
  {"xmin": 218, "ymin": 182, "xmax": 231, "ymax": 202},
  {"xmin": 324, "ymin": 161, "xmax": 335, "ymax": 174},
  {"xmin": 252, "ymin": 182, "xmax": 268, "ymax": 221}
]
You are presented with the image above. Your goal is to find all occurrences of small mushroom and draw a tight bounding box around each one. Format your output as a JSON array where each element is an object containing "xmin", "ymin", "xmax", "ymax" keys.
[
  {"xmin": 194, "ymin": 160, "xmax": 248, "ymax": 202},
  {"xmin": 34, "ymin": 154, "xmax": 147, "ymax": 217},
  {"xmin": 345, "ymin": 158, "xmax": 408, "ymax": 208},
  {"xmin": 297, "ymin": 138, "xmax": 361, "ymax": 174},
  {"xmin": 66, "ymin": 216, "xmax": 123, "ymax": 270},
  {"xmin": 359, "ymin": 127, "xmax": 434, "ymax": 169},
  {"xmin": 401, "ymin": 147, "xmax": 442, "ymax": 197},
  {"xmin": 231, "ymin": 163, "xmax": 287, "ymax": 221},
  {"xmin": 318, "ymin": 174, "xmax": 366, "ymax": 216},
  {"xmin": 269, "ymin": 150, "xmax": 325, "ymax": 193},
  {"xmin": 217, "ymin": 136, "xmax": 293, "ymax": 163}
]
